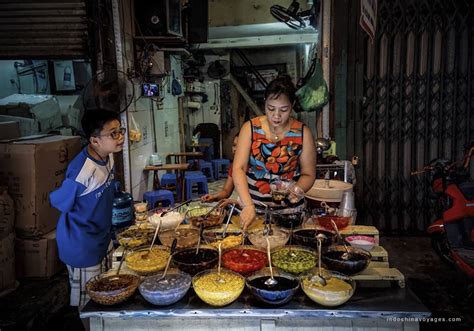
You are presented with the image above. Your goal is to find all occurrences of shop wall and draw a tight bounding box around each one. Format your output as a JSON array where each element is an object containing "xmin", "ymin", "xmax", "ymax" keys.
[
  {"xmin": 209, "ymin": 0, "xmax": 311, "ymax": 27},
  {"xmin": 0, "ymin": 60, "xmax": 50, "ymax": 99}
]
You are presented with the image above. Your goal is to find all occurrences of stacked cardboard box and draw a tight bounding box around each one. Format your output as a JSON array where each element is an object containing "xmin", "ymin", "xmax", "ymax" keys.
[{"xmin": 0, "ymin": 135, "xmax": 82, "ymax": 278}]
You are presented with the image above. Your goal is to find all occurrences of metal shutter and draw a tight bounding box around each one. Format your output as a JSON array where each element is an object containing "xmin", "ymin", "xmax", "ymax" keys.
[{"xmin": 0, "ymin": 0, "xmax": 89, "ymax": 59}]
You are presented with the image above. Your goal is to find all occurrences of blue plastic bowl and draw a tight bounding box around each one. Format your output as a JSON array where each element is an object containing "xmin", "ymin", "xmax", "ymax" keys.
[
  {"xmin": 246, "ymin": 267, "xmax": 300, "ymax": 305},
  {"xmin": 139, "ymin": 269, "xmax": 191, "ymax": 306}
]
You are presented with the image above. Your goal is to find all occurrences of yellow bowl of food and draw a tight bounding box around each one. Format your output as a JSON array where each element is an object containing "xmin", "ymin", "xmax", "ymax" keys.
[
  {"xmin": 192, "ymin": 269, "xmax": 245, "ymax": 306},
  {"xmin": 202, "ymin": 225, "xmax": 242, "ymax": 250},
  {"xmin": 125, "ymin": 245, "xmax": 170, "ymax": 275},
  {"xmin": 300, "ymin": 269, "xmax": 356, "ymax": 307}
]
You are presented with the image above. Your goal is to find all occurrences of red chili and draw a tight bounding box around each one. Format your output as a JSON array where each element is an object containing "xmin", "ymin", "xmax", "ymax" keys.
[{"xmin": 222, "ymin": 248, "xmax": 267, "ymax": 275}]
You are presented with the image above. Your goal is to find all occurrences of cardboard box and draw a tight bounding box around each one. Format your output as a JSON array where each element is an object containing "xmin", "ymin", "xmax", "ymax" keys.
[
  {"xmin": 0, "ymin": 121, "xmax": 20, "ymax": 140},
  {"xmin": 0, "ymin": 232, "xmax": 16, "ymax": 291},
  {"xmin": 15, "ymin": 230, "xmax": 63, "ymax": 278},
  {"xmin": 0, "ymin": 135, "xmax": 82, "ymax": 237}
]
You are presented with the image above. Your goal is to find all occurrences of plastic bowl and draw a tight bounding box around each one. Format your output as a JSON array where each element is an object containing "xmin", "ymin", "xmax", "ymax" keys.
[
  {"xmin": 248, "ymin": 226, "xmax": 290, "ymax": 251},
  {"xmin": 139, "ymin": 269, "xmax": 191, "ymax": 306},
  {"xmin": 116, "ymin": 224, "xmax": 156, "ymax": 248},
  {"xmin": 185, "ymin": 206, "xmax": 224, "ymax": 228},
  {"xmin": 246, "ymin": 267, "xmax": 300, "ymax": 305},
  {"xmin": 158, "ymin": 225, "xmax": 199, "ymax": 249},
  {"xmin": 322, "ymin": 245, "xmax": 371, "ymax": 275},
  {"xmin": 271, "ymin": 246, "xmax": 316, "ymax": 274},
  {"xmin": 316, "ymin": 215, "xmax": 351, "ymax": 231},
  {"xmin": 222, "ymin": 246, "xmax": 267, "ymax": 275},
  {"xmin": 148, "ymin": 210, "xmax": 185, "ymax": 231},
  {"xmin": 292, "ymin": 228, "xmax": 336, "ymax": 248},
  {"xmin": 172, "ymin": 246, "xmax": 218, "ymax": 275},
  {"xmin": 272, "ymin": 212, "xmax": 304, "ymax": 229},
  {"xmin": 345, "ymin": 235, "xmax": 376, "ymax": 251},
  {"xmin": 202, "ymin": 225, "xmax": 242, "ymax": 250},
  {"xmin": 192, "ymin": 269, "xmax": 245, "ymax": 306},
  {"xmin": 125, "ymin": 245, "xmax": 170, "ymax": 275},
  {"xmin": 85, "ymin": 273, "xmax": 140, "ymax": 305},
  {"xmin": 300, "ymin": 269, "xmax": 355, "ymax": 307}
]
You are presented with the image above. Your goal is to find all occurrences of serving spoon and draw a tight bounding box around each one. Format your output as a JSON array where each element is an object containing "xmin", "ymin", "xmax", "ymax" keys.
[
  {"xmin": 264, "ymin": 237, "xmax": 278, "ymax": 287},
  {"xmin": 330, "ymin": 219, "xmax": 351, "ymax": 260},
  {"xmin": 142, "ymin": 218, "xmax": 161, "ymax": 259},
  {"xmin": 159, "ymin": 238, "xmax": 177, "ymax": 281},
  {"xmin": 311, "ymin": 234, "xmax": 327, "ymax": 286},
  {"xmin": 216, "ymin": 242, "xmax": 226, "ymax": 284}
]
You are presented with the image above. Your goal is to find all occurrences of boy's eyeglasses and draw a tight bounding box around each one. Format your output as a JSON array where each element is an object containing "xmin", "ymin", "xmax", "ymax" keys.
[{"xmin": 95, "ymin": 127, "xmax": 126, "ymax": 140}]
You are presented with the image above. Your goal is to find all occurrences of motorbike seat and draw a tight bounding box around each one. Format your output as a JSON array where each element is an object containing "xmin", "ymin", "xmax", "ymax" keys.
[{"xmin": 451, "ymin": 248, "xmax": 474, "ymax": 270}]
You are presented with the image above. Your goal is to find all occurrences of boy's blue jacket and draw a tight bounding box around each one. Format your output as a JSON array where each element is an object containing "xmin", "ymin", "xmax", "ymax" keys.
[{"xmin": 50, "ymin": 147, "xmax": 115, "ymax": 268}]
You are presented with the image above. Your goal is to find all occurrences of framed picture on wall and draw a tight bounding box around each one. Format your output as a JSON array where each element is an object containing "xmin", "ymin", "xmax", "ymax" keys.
[{"xmin": 53, "ymin": 60, "xmax": 76, "ymax": 91}]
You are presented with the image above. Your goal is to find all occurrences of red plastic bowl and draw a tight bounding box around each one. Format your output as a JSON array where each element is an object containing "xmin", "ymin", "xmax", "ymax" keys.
[{"xmin": 316, "ymin": 215, "xmax": 350, "ymax": 231}]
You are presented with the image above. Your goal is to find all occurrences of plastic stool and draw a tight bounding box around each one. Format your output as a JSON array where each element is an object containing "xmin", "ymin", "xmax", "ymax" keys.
[
  {"xmin": 160, "ymin": 173, "xmax": 181, "ymax": 198},
  {"xmin": 211, "ymin": 159, "xmax": 230, "ymax": 180},
  {"xmin": 143, "ymin": 190, "xmax": 175, "ymax": 209},
  {"xmin": 199, "ymin": 161, "xmax": 214, "ymax": 181},
  {"xmin": 185, "ymin": 173, "xmax": 208, "ymax": 199}
]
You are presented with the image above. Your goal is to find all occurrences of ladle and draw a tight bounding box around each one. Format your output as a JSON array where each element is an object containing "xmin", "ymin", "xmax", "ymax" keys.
[
  {"xmin": 160, "ymin": 199, "xmax": 196, "ymax": 217},
  {"xmin": 311, "ymin": 234, "xmax": 327, "ymax": 286},
  {"xmin": 330, "ymin": 219, "xmax": 351, "ymax": 260},
  {"xmin": 159, "ymin": 238, "xmax": 177, "ymax": 281},
  {"xmin": 221, "ymin": 203, "xmax": 236, "ymax": 239},
  {"xmin": 216, "ymin": 242, "xmax": 225, "ymax": 284},
  {"xmin": 115, "ymin": 248, "xmax": 128, "ymax": 277},
  {"xmin": 195, "ymin": 223, "xmax": 204, "ymax": 255},
  {"xmin": 262, "ymin": 204, "xmax": 273, "ymax": 236},
  {"xmin": 264, "ymin": 237, "xmax": 278, "ymax": 287},
  {"xmin": 142, "ymin": 218, "xmax": 161, "ymax": 259}
]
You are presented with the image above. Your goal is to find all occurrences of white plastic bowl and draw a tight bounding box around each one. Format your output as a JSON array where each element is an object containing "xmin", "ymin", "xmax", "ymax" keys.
[{"xmin": 345, "ymin": 235, "xmax": 375, "ymax": 251}]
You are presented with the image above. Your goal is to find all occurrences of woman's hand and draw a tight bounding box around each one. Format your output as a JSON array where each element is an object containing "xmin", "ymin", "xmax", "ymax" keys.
[
  {"xmin": 239, "ymin": 205, "xmax": 256, "ymax": 231},
  {"xmin": 201, "ymin": 194, "xmax": 214, "ymax": 203}
]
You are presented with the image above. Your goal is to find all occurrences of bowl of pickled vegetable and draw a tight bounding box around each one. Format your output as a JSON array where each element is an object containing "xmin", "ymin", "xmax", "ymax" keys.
[
  {"xmin": 271, "ymin": 246, "xmax": 316, "ymax": 274},
  {"xmin": 292, "ymin": 228, "xmax": 335, "ymax": 248},
  {"xmin": 246, "ymin": 267, "xmax": 299, "ymax": 305},
  {"xmin": 125, "ymin": 245, "xmax": 170, "ymax": 275},
  {"xmin": 172, "ymin": 246, "xmax": 218, "ymax": 275},
  {"xmin": 202, "ymin": 225, "xmax": 242, "ymax": 250},
  {"xmin": 86, "ymin": 273, "xmax": 140, "ymax": 305},
  {"xmin": 248, "ymin": 226, "xmax": 289, "ymax": 250},
  {"xmin": 322, "ymin": 245, "xmax": 371, "ymax": 275},
  {"xmin": 300, "ymin": 269, "xmax": 355, "ymax": 306},
  {"xmin": 159, "ymin": 225, "xmax": 200, "ymax": 249},
  {"xmin": 222, "ymin": 246, "xmax": 267, "ymax": 275},
  {"xmin": 116, "ymin": 225, "xmax": 156, "ymax": 248},
  {"xmin": 192, "ymin": 269, "xmax": 245, "ymax": 306},
  {"xmin": 139, "ymin": 269, "xmax": 191, "ymax": 306}
]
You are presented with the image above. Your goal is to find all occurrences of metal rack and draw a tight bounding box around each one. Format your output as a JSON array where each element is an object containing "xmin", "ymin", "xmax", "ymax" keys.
[{"xmin": 316, "ymin": 160, "xmax": 352, "ymax": 183}]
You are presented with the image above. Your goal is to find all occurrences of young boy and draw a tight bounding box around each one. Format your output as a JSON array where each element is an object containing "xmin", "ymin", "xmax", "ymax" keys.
[{"xmin": 50, "ymin": 109, "xmax": 125, "ymax": 309}]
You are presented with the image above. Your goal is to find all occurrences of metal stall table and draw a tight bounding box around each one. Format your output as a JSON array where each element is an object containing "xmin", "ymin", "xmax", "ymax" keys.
[{"xmin": 81, "ymin": 286, "xmax": 430, "ymax": 331}]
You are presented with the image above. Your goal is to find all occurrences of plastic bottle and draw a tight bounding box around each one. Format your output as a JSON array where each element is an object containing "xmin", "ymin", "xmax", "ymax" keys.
[
  {"xmin": 63, "ymin": 66, "xmax": 72, "ymax": 88},
  {"xmin": 111, "ymin": 182, "xmax": 134, "ymax": 246}
]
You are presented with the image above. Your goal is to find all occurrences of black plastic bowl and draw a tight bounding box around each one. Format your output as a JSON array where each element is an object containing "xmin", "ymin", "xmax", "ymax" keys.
[
  {"xmin": 272, "ymin": 212, "xmax": 304, "ymax": 229},
  {"xmin": 172, "ymin": 247, "xmax": 218, "ymax": 276},
  {"xmin": 322, "ymin": 245, "xmax": 371, "ymax": 275},
  {"xmin": 292, "ymin": 228, "xmax": 335, "ymax": 248}
]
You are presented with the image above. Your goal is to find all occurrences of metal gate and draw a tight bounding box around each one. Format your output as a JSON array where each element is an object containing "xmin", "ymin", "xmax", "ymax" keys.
[{"xmin": 354, "ymin": 0, "xmax": 473, "ymax": 233}]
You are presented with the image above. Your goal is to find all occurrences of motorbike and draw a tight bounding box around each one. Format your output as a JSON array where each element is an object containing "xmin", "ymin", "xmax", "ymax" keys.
[{"xmin": 411, "ymin": 142, "xmax": 474, "ymax": 279}]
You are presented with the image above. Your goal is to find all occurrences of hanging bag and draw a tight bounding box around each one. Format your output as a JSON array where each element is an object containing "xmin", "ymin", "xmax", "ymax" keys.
[{"xmin": 295, "ymin": 56, "xmax": 329, "ymax": 112}]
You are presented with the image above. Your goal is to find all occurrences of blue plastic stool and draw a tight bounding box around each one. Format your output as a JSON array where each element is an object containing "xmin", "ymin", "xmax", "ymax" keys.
[
  {"xmin": 198, "ymin": 161, "xmax": 214, "ymax": 181},
  {"xmin": 211, "ymin": 159, "xmax": 230, "ymax": 180},
  {"xmin": 185, "ymin": 173, "xmax": 208, "ymax": 199},
  {"xmin": 143, "ymin": 190, "xmax": 175, "ymax": 209},
  {"xmin": 160, "ymin": 173, "xmax": 181, "ymax": 198}
]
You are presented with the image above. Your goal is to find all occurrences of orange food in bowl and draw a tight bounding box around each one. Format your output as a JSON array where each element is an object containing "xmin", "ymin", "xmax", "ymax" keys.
[{"xmin": 316, "ymin": 215, "xmax": 350, "ymax": 230}]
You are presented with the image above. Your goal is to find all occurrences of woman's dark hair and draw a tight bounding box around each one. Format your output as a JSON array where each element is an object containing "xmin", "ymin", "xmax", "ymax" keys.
[
  {"xmin": 81, "ymin": 109, "xmax": 120, "ymax": 139},
  {"xmin": 264, "ymin": 75, "xmax": 296, "ymax": 104}
]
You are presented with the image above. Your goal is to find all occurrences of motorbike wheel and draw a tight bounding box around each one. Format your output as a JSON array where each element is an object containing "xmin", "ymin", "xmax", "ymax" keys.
[{"xmin": 430, "ymin": 233, "xmax": 454, "ymax": 266}]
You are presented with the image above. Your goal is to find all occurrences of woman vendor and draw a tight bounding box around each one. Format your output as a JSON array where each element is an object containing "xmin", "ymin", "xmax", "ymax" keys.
[{"xmin": 232, "ymin": 75, "xmax": 316, "ymax": 230}]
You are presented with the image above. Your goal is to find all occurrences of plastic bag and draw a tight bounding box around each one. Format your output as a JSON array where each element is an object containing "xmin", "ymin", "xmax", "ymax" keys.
[{"xmin": 295, "ymin": 57, "xmax": 329, "ymax": 112}]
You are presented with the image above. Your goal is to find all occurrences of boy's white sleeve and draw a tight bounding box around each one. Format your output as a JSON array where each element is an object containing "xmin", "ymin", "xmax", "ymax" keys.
[{"xmin": 49, "ymin": 178, "xmax": 86, "ymax": 213}]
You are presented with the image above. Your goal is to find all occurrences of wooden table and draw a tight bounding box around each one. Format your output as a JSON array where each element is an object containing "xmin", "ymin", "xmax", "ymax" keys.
[
  {"xmin": 166, "ymin": 152, "xmax": 203, "ymax": 164},
  {"xmin": 144, "ymin": 163, "xmax": 189, "ymax": 201}
]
